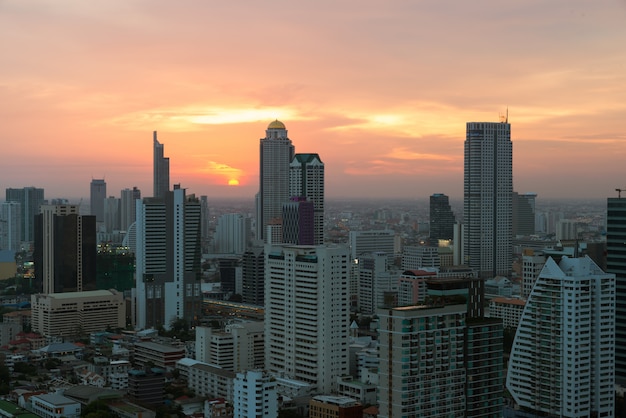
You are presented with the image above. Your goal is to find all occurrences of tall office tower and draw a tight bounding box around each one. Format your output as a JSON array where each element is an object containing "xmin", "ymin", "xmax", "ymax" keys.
[
  {"xmin": 282, "ymin": 197, "xmax": 314, "ymax": 245},
  {"xmin": 0, "ymin": 201, "xmax": 21, "ymax": 251},
  {"xmin": 256, "ymin": 120, "xmax": 294, "ymax": 242},
  {"xmin": 464, "ymin": 121, "xmax": 512, "ymax": 278},
  {"xmin": 233, "ymin": 370, "xmax": 278, "ymax": 418},
  {"xmin": 378, "ymin": 304, "xmax": 468, "ymax": 417},
  {"xmin": 265, "ymin": 244, "xmax": 350, "ymax": 393},
  {"xmin": 215, "ymin": 213, "xmax": 250, "ymax": 254},
  {"xmin": 349, "ymin": 230, "xmax": 396, "ymax": 261},
  {"xmin": 512, "ymin": 192, "xmax": 536, "ymax": 236},
  {"xmin": 120, "ymin": 187, "xmax": 141, "ymax": 231},
  {"xmin": 607, "ymin": 196, "xmax": 626, "ymax": 385},
  {"xmin": 290, "ymin": 153, "xmax": 324, "ymax": 245},
  {"xmin": 153, "ymin": 131, "xmax": 170, "ymax": 199},
  {"xmin": 218, "ymin": 257, "xmax": 241, "ymax": 294},
  {"xmin": 200, "ymin": 196, "xmax": 210, "ymax": 250},
  {"xmin": 507, "ymin": 256, "xmax": 615, "ymax": 417},
  {"xmin": 242, "ymin": 245, "xmax": 264, "ymax": 306},
  {"xmin": 135, "ymin": 185, "xmax": 202, "ymax": 330},
  {"xmin": 103, "ymin": 196, "xmax": 120, "ymax": 233},
  {"xmin": 6, "ymin": 187, "xmax": 45, "ymax": 242},
  {"xmin": 429, "ymin": 193, "xmax": 455, "ymax": 244},
  {"xmin": 357, "ymin": 252, "xmax": 397, "ymax": 315},
  {"xmin": 34, "ymin": 205, "xmax": 97, "ymax": 294},
  {"xmin": 90, "ymin": 179, "xmax": 106, "ymax": 223}
]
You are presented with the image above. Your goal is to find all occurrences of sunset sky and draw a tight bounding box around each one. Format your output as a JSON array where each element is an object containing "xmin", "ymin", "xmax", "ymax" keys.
[{"xmin": 2, "ymin": 1, "xmax": 626, "ymax": 201}]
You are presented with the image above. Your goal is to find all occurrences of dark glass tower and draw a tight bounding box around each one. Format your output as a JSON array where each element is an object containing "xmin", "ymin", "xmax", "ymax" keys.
[
  {"xmin": 429, "ymin": 193, "xmax": 455, "ymax": 244},
  {"xmin": 608, "ymin": 196, "xmax": 626, "ymax": 384},
  {"xmin": 153, "ymin": 131, "xmax": 170, "ymax": 199}
]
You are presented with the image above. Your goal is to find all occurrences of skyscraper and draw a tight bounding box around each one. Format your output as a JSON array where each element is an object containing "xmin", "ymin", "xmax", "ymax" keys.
[
  {"xmin": 429, "ymin": 193, "xmax": 455, "ymax": 243},
  {"xmin": 242, "ymin": 244, "xmax": 264, "ymax": 306},
  {"xmin": 282, "ymin": 197, "xmax": 314, "ymax": 245},
  {"xmin": 290, "ymin": 153, "xmax": 324, "ymax": 245},
  {"xmin": 120, "ymin": 187, "xmax": 141, "ymax": 231},
  {"xmin": 256, "ymin": 120, "xmax": 294, "ymax": 242},
  {"xmin": 463, "ymin": 121, "xmax": 512, "ymax": 278},
  {"xmin": 506, "ymin": 256, "xmax": 615, "ymax": 416},
  {"xmin": 607, "ymin": 196, "xmax": 626, "ymax": 384},
  {"xmin": 90, "ymin": 179, "xmax": 106, "ymax": 223},
  {"xmin": 512, "ymin": 192, "xmax": 536, "ymax": 236},
  {"xmin": 34, "ymin": 205, "xmax": 97, "ymax": 294},
  {"xmin": 153, "ymin": 131, "xmax": 170, "ymax": 199},
  {"xmin": 135, "ymin": 185, "xmax": 202, "ymax": 329},
  {"xmin": 6, "ymin": 187, "xmax": 45, "ymax": 242},
  {"xmin": 264, "ymin": 244, "xmax": 349, "ymax": 393},
  {"xmin": 0, "ymin": 201, "xmax": 21, "ymax": 251}
]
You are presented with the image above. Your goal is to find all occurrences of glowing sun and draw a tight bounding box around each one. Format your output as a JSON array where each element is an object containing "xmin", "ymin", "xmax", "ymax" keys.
[{"xmin": 228, "ymin": 179, "xmax": 240, "ymax": 186}]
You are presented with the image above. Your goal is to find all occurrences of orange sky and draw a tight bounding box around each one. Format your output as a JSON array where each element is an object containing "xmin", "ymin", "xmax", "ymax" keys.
[{"xmin": 2, "ymin": 1, "xmax": 626, "ymax": 201}]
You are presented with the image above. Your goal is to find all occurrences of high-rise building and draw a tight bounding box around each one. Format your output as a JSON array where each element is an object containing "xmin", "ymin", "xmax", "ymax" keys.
[
  {"xmin": 0, "ymin": 201, "xmax": 21, "ymax": 251},
  {"xmin": 429, "ymin": 193, "xmax": 455, "ymax": 244},
  {"xmin": 90, "ymin": 179, "xmax": 106, "ymax": 223},
  {"xmin": 233, "ymin": 370, "xmax": 278, "ymax": 418},
  {"xmin": 6, "ymin": 186, "xmax": 45, "ymax": 242},
  {"xmin": 34, "ymin": 204, "xmax": 97, "ymax": 294},
  {"xmin": 104, "ymin": 196, "xmax": 120, "ymax": 233},
  {"xmin": 607, "ymin": 196, "xmax": 626, "ymax": 385},
  {"xmin": 378, "ymin": 304, "xmax": 468, "ymax": 417},
  {"xmin": 153, "ymin": 131, "xmax": 170, "ymax": 199},
  {"xmin": 135, "ymin": 185, "xmax": 202, "ymax": 330},
  {"xmin": 256, "ymin": 120, "xmax": 294, "ymax": 242},
  {"xmin": 463, "ymin": 121, "xmax": 512, "ymax": 278},
  {"xmin": 242, "ymin": 245, "xmax": 264, "ymax": 306},
  {"xmin": 265, "ymin": 244, "xmax": 349, "ymax": 393},
  {"xmin": 357, "ymin": 252, "xmax": 396, "ymax": 315},
  {"xmin": 506, "ymin": 256, "xmax": 615, "ymax": 416},
  {"xmin": 512, "ymin": 192, "xmax": 536, "ymax": 236},
  {"xmin": 120, "ymin": 187, "xmax": 141, "ymax": 231},
  {"xmin": 282, "ymin": 197, "xmax": 314, "ymax": 245},
  {"xmin": 290, "ymin": 153, "xmax": 324, "ymax": 245},
  {"xmin": 349, "ymin": 230, "xmax": 396, "ymax": 262},
  {"xmin": 215, "ymin": 213, "xmax": 250, "ymax": 254}
]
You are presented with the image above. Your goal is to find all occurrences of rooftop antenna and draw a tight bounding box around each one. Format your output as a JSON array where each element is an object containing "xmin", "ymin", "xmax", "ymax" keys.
[
  {"xmin": 617, "ymin": 188, "xmax": 626, "ymax": 198},
  {"xmin": 506, "ymin": 107, "xmax": 508, "ymax": 123}
]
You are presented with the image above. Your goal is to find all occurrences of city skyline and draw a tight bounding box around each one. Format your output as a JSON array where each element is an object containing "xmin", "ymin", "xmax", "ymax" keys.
[{"xmin": 2, "ymin": 1, "xmax": 626, "ymax": 200}]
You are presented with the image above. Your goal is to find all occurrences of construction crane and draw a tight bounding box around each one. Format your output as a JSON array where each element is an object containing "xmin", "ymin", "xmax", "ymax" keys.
[{"xmin": 617, "ymin": 188, "xmax": 626, "ymax": 198}]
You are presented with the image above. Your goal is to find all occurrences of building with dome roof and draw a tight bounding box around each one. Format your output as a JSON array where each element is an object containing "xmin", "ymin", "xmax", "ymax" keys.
[{"xmin": 256, "ymin": 120, "xmax": 294, "ymax": 242}]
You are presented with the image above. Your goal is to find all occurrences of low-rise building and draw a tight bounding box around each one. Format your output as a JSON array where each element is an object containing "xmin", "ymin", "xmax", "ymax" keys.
[
  {"xmin": 31, "ymin": 393, "xmax": 81, "ymax": 418},
  {"xmin": 31, "ymin": 290, "xmax": 124, "ymax": 337},
  {"xmin": 309, "ymin": 395, "xmax": 362, "ymax": 418},
  {"xmin": 133, "ymin": 341, "xmax": 184, "ymax": 370}
]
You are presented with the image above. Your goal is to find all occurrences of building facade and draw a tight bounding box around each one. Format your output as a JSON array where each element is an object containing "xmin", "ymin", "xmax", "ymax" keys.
[
  {"xmin": 153, "ymin": 131, "xmax": 170, "ymax": 199},
  {"xmin": 512, "ymin": 192, "xmax": 536, "ymax": 237},
  {"xmin": 429, "ymin": 193, "xmax": 455, "ymax": 244},
  {"xmin": 463, "ymin": 121, "xmax": 512, "ymax": 278},
  {"xmin": 256, "ymin": 120, "xmax": 294, "ymax": 242},
  {"xmin": 608, "ymin": 196, "xmax": 626, "ymax": 385},
  {"xmin": 290, "ymin": 153, "xmax": 324, "ymax": 245},
  {"xmin": 265, "ymin": 244, "xmax": 350, "ymax": 394},
  {"xmin": 34, "ymin": 204, "xmax": 96, "ymax": 294},
  {"xmin": 0, "ymin": 201, "xmax": 21, "ymax": 251},
  {"xmin": 506, "ymin": 256, "xmax": 615, "ymax": 416},
  {"xmin": 233, "ymin": 370, "xmax": 278, "ymax": 418},
  {"xmin": 30, "ymin": 290, "xmax": 125, "ymax": 337},
  {"xmin": 5, "ymin": 186, "xmax": 44, "ymax": 243},
  {"xmin": 135, "ymin": 185, "xmax": 202, "ymax": 329},
  {"xmin": 90, "ymin": 179, "xmax": 106, "ymax": 223}
]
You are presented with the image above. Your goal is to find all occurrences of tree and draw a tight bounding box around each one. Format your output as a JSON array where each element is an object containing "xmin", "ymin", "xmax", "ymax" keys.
[{"xmin": 81, "ymin": 400, "xmax": 115, "ymax": 418}]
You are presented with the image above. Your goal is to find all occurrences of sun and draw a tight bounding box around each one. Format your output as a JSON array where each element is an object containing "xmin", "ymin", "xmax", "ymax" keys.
[{"xmin": 228, "ymin": 179, "xmax": 240, "ymax": 186}]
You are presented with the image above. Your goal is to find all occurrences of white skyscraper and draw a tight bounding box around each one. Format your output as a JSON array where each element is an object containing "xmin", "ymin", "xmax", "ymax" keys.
[
  {"xmin": 463, "ymin": 120, "xmax": 512, "ymax": 278},
  {"xmin": 507, "ymin": 256, "xmax": 615, "ymax": 417},
  {"xmin": 290, "ymin": 153, "xmax": 324, "ymax": 245},
  {"xmin": 256, "ymin": 120, "xmax": 294, "ymax": 242},
  {"xmin": 264, "ymin": 244, "xmax": 350, "ymax": 394},
  {"xmin": 135, "ymin": 185, "xmax": 202, "ymax": 330}
]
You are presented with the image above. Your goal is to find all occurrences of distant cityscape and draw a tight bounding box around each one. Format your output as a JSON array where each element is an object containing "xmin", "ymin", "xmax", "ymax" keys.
[{"xmin": 0, "ymin": 120, "xmax": 623, "ymax": 418}]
